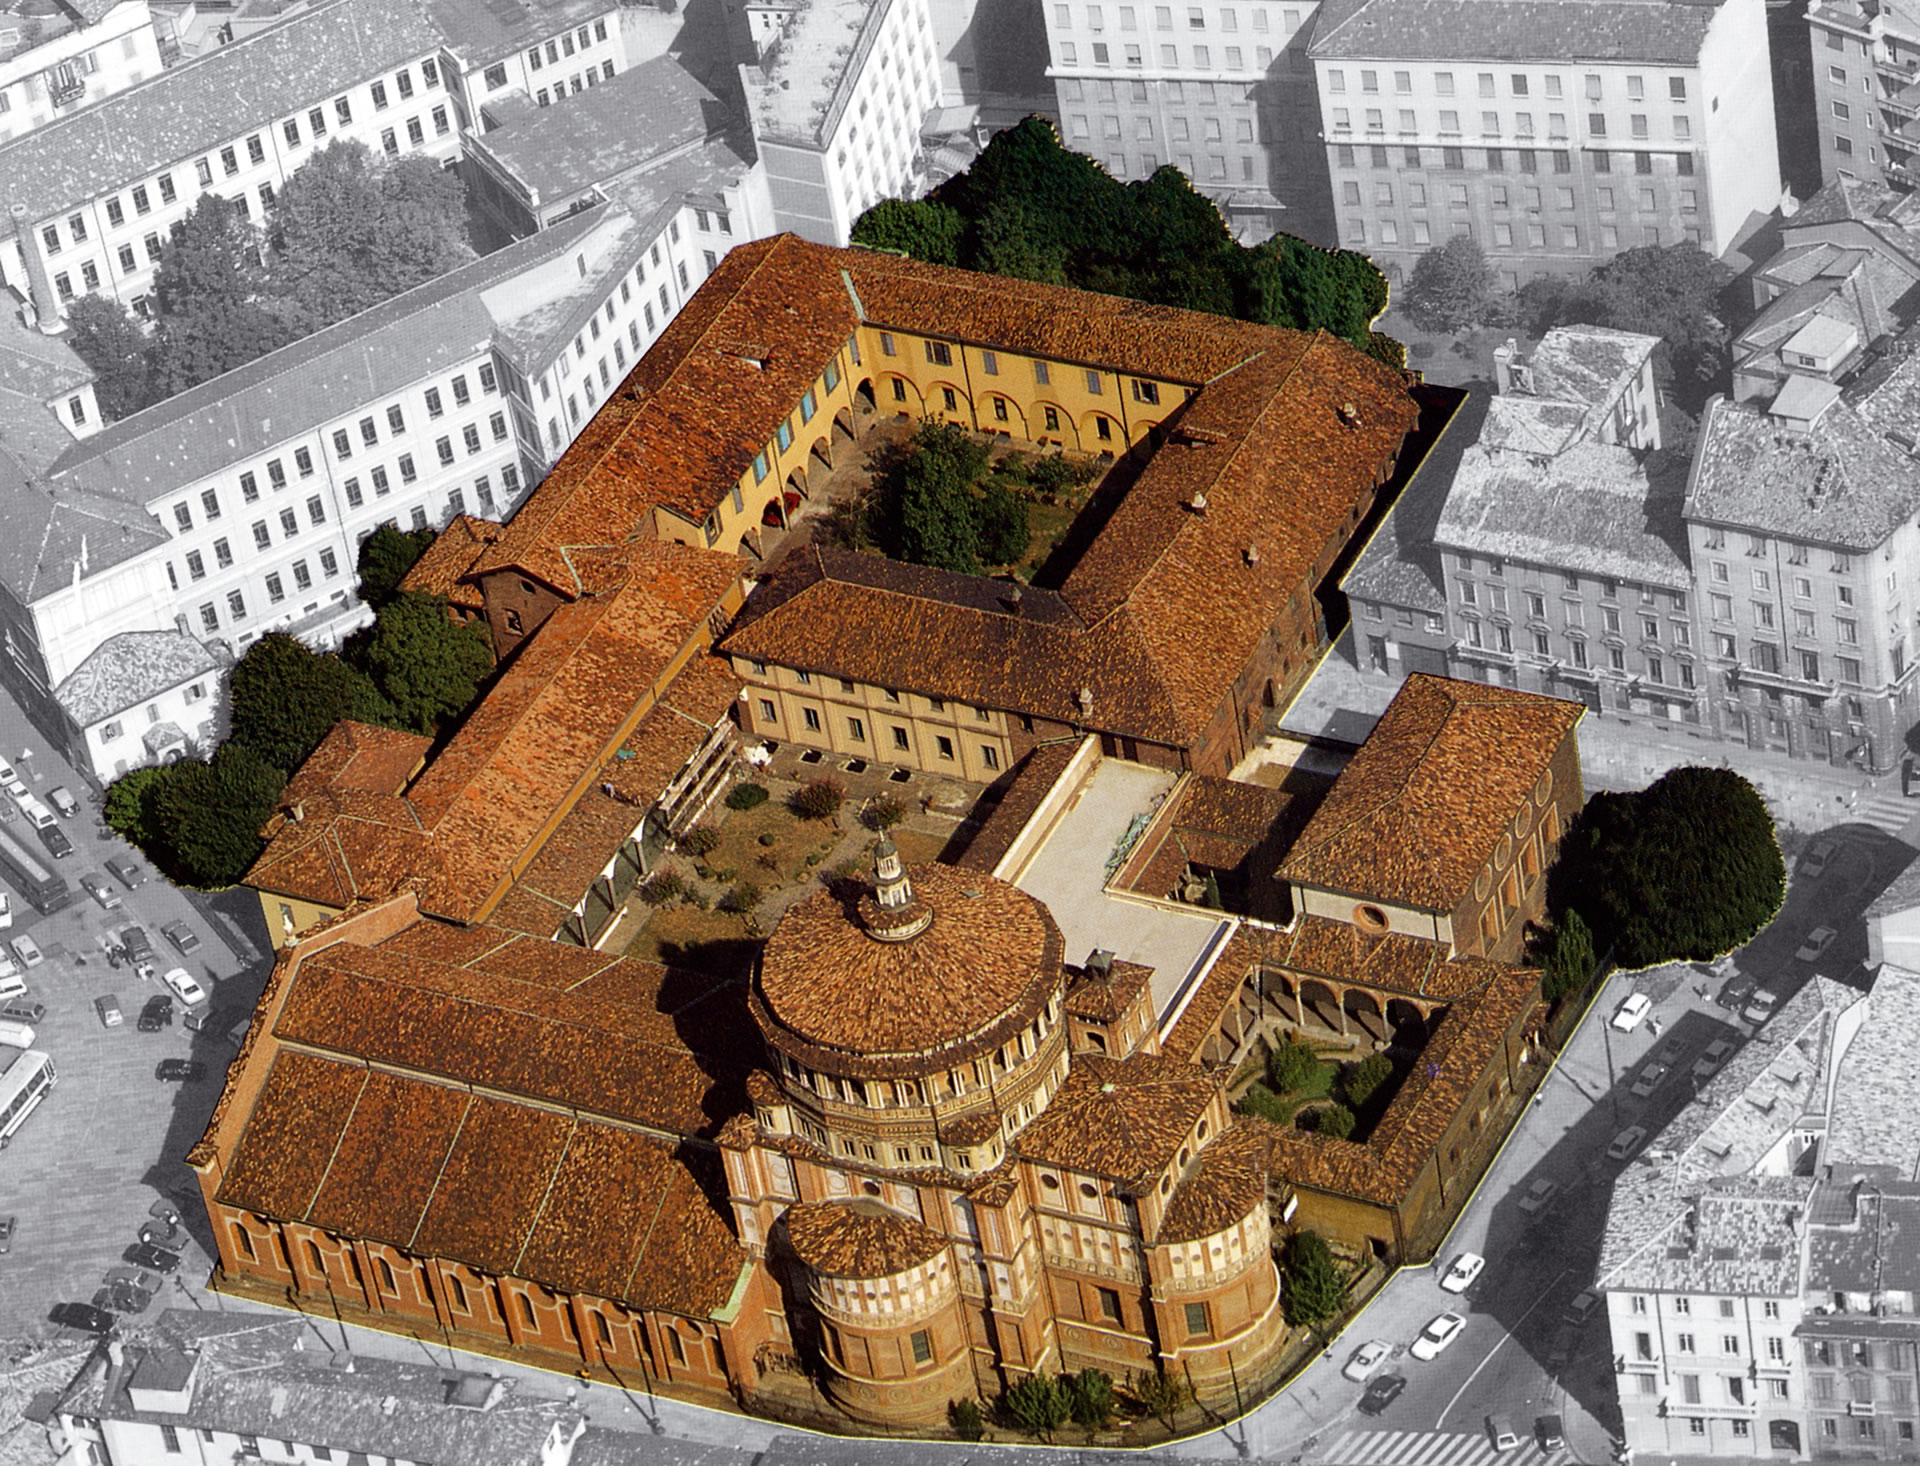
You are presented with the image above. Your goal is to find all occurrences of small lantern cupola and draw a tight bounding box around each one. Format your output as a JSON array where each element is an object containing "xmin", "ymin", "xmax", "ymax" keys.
[{"xmin": 860, "ymin": 837, "xmax": 934, "ymax": 942}]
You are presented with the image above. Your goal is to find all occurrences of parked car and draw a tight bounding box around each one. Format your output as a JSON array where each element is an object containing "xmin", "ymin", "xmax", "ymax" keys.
[
  {"xmin": 35, "ymin": 817, "xmax": 72, "ymax": 857},
  {"xmin": 1357, "ymin": 1374, "xmax": 1406, "ymax": 1416},
  {"xmin": 1607, "ymin": 1126, "xmax": 1648, "ymax": 1161},
  {"xmin": 106, "ymin": 857, "xmax": 147, "ymax": 890},
  {"xmin": 93, "ymin": 1282, "xmax": 151, "ymax": 1315},
  {"xmin": 139, "ymin": 1220, "xmax": 185, "ymax": 1249},
  {"xmin": 1439, "ymin": 1252, "xmax": 1486, "ymax": 1294},
  {"xmin": 95, "ymin": 993, "xmax": 123, "ymax": 1028},
  {"xmin": 1344, "ymin": 1340, "xmax": 1392, "ymax": 1382},
  {"xmin": 0, "ymin": 1000, "xmax": 43, "ymax": 1024},
  {"xmin": 1720, "ymin": 974, "xmax": 1758, "ymax": 1012},
  {"xmin": 1538, "ymin": 1414, "xmax": 1567, "ymax": 1452},
  {"xmin": 80, "ymin": 873, "xmax": 122, "ymax": 910},
  {"xmin": 1744, "ymin": 990, "xmax": 1781, "ymax": 1026},
  {"xmin": 1519, "ymin": 1179, "xmax": 1560, "ymax": 1215},
  {"xmin": 148, "ymin": 1199, "xmax": 182, "ymax": 1227},
  {"xmin": 1797, "ymin": 926, "xmax": 1838, "ymax": 963},
  {"xmin": 125, "ymin": 1242, "xmax": 180, "ymax": 1274},
  {"xmin": 155, "ymin": 1058, "xmax": 206, "ymax": 1083},
  {"xmin": 1630, "ymin": 1062, "xmax": 1670, "ymax": 1097},
  {"xmin": 1487, "ymin": 1414, "xmax": 1520, "ymax": 1451},
  {"xmin": 161, "ymin": 921, "xmax": 200, "ymax": 955},
  {"xmin": 1799, "ymin": 839, "xmax": 1838, "ymax": 879},
  {"xmin": 1611, "ymin": 993, "xmax": 1653, "ymax": 1032},
  {"xmin": 1693, "ymin": 1039, "xmax": 1737, "ymax": 1079},
  {"xmin": 50, "ymin": 1302, "xmax": 115, "ymax": 1333},
  {"xmin": 9, "ymin": 934, "xmax": 43, "ymax": 968},
  {"xmin": 137, "ymin": 995, "xmax": 173, "ymax": 1033},
  {"xmin": 120, "ymin": 925, "xmax": 153, "ymax": 965},
  {"xmin": 105, "ymin": 1268, "xmax": 157, "ymax": 1292},
  {"xmin": 0, "ymin": 969, "xmax": 24, "ymax": 1000},
  {"xmin": 1411, "ymin": 1312, "xmax": 1467, "ymax": 1360},
  {"xmin": 47, "ymin": 785, "xmax": 78, "ymax": 817},
  {"xmin": 160, "ymin": 967, "xmax": 207, "ymax": 1007},
  {"xmin": 0, "ymin": 892, "xmax": 12, "ymax": 929},
  {"xmin": 1565, "ymin": 1289, "xmax": 1602, "ymax": 1325}
]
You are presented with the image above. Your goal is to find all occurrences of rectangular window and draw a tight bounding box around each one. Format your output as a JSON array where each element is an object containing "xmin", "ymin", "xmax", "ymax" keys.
[
  {"xmin": 332, "ymin": 429, "xmax": 352, "ymax": 460},
  {"xmin": 280, "ymin": 509, "xmax": 298, "ymax": 537},
  {"xmin": 1185, "ymin": 1301, "xmax": 1211, "ymax": 1337},
  {"xmin": 462, "ymin": 424, "xmax": 481, "ymax": 454},
  {"xmin": 266, "ymin": 573, "xmax": 285, "ymax": 604},
  {"xmin": 252, "ymin": 521, "xmax": 271, "ymax": 550},
  {"xmin": 436, "ymin": 436, "xmax": 454, "ymax": 466},
  {"xmin": 452, "ymin": 374, "xmax": 471, "ymax": 407}
]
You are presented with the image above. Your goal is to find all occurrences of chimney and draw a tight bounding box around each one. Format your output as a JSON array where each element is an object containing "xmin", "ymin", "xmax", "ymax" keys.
[
  {"xmin": 1086, "ymin": 948, "xmax": 1115, "ymax": 976},
  {"xmin": 1244, "ymin": 543, "xmax": 1260, "ymax": 567},
  {"xmin": 1187, "ymin": 492, "xmax": 1209, "ymax": 514},
  {"xmin": 289, "ymin": 802, "xmax": 305, "ymax": 823},
  {"xmin": 107, "ymin": 1339, "xmax": 126, "ymax": 1370},
  {"xmin": 1337, "ymin": 401, "xmax": 1362, "ymax": 427},
  {"xmin": 1076, "ymin": 686, "xmax": 1094, "ymax": 718},
  {"xmin": 1493, "ymin": 338, "xmax": 1519, "ymax": 394},
  {"xmin": 1003, "ymin": 585, "xmax": 1023, "ymax": 615}
]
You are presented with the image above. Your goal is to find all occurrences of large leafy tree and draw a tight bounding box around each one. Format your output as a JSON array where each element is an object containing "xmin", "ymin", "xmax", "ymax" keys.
[
  {"xmin": 146, "ymin": 194, "xmax": 295, "ymax": 397},
  {"xmin": 63, "ymin": 294, "xmax": 156, "ymax": 421},
  {"xmin": 1282, "ymin": 1229, "xmax": 1348, "ymax": 1326},
  {"xmin": 1404, "ymin": 234, "xmax": 1497, "ymax": 333},
  {"xmin": 1548, "ymin": 766, "xmax": 1784, "ymax": 969},
  {"xmin": 896, "ymin": 443, "xmax": 981, "ymax": 573},
  {"xmin": 354, "ymin": 593, "xmax": 494, "ymax": 734},
  {"xmin": 1586, "ymin": 244, "xmax": 1732, "ymax": 396},
  {"xmin": 850, "ymin": 197, "xmax": 966, "ymax": 265},
  {"xmin": 155, "ymin": 741, "xmax": 288, "ymax": 888},
  {"xmin": 226, "ymin": 631, "xmax": 387, "ymax": 776},
  {"xmin": 355, "ymin": 523, "xmax": 439, "ymax": 609}
]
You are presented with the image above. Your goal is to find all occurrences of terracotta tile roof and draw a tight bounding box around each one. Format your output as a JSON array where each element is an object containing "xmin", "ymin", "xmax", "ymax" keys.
[
  {"xmin": 601, "ymin": 652, "xmax": 741, "ymax": 805},
  {"xmin": 1163, "ymin": 926, "xmax": 1268, "ymax": 1062},
  {"xmin": 1278, "ymin": 673, "xmax": 1582, "ymax": 911},
  {"xmin": 245, "ymin": 784, "xmax": 441, "ymax": 912},
  {"xmin": 784, "ymin": 1200, "xmax": 950, "ymax": 1278},
  {"xmin": 219, "ymin": 1050, "xmax": 745, "ymax": 1317},
  {"xmin": 753, "ymin": 862, "xmax": 1063, "ymax": 1076},
  {"xmin": 270, "ymin": 921, "xmax": 756, "ymax": 1139},
  {"xmin": 956, "ymin": 743, "xmax": 1086, "ymax": 873},
  {"xmin": 283, "ymin": 720, "xmax": 434, "ymax": 803},
  {"xmin": 1159, "ymin": 1116, "xmax": 1271, "ymax": 1243},
  {"xmin": 1280, "ymin": 915, "xmax": 1506, "ymax": 1001},
  {"xmin": 1016, "ymin": 1052, "xmax": 1217, "ymax": 1192},
  {"xmin": 398, "ymin": 515, "xmax": 503, "ymax": 613},
  {"xmin": 1065, "ymin": 958, "xmax": 1155, "ymax": 1023}
]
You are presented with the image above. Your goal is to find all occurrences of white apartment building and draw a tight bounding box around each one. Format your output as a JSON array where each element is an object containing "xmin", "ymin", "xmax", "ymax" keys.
[
  {"xmin": 0, "ymin": 197, "xmax": 727, "ymax": 783},
  {"xmin": 1307, "ymin": 0, "xmax": 1782, "ymax": 285},
  {"xmin": 0, "ymin": 0, "xmax": 457, "ymax": 325},
  {"xmin": 426, "ymin": 0, "xmax": 629, "ymax": 134},
  {"xmin": 0, "ymin": 0, "xmax": 165, "ymax": 146},
  {"xmin": 741, "ymin": 0, "xmax": 942, "ymax": 245},
  {"xmin": 1041, "ymin": 0, "xmax": 1334, "ymax": 243}
]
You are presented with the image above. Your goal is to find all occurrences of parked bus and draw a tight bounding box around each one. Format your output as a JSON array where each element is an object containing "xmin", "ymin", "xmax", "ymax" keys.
[
  {"xmin": 0, "ymin": 824, "xmax": 72, "ymax": 914},
  {"xmin": 0, "ymin": 1047, "xmax": 55, "ymax": 1148}
]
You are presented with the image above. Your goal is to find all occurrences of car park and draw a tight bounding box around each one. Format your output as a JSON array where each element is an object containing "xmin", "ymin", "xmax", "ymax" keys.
[
  {"xmin": 1611, "ymin": 993, "xmax": 1653, "ymax": 1031},
  {"xmin": 47, "ymin": 785, "xmax": 79, "ymax": 818},
  {"xmin": 1487, "ymin": 1414, "xmax": 1520, "ymax": 1451},
  {"xmin": 95, "ymin": 994, "xmax": 123, "ymax": 1028},
  {"xmin": 1693, "ymin": 1040, "xmax": 1736, "ymax": 1079},
  {"xmin": 1357, "ymin": 1374, "xmax": 1406, "ymax": 1415},
  {"xmin": 1537, "ymin": 1415, "xmax": 1567, "ymax": 1452},
  {"xmin": 125, "ymin": 1242, "xmax": 180, "ymax": 1273},
  {"xmin": 161, "ymin": 921, "xmax": 200, "ymax": 955},
  {"xmin": 160, "ymin": 967, "xmax": 207, "ymax": 1007},
  {"xmin": 137, "ymin": 995, "xmax": 173, "ymax": 1033},
  {"xmin": 1744, "ymin": 990, "xmax": 1780, "ymax": 1026},
  {"xmin": 1800, "ymin": 839, "xmax": 1838, "ymax": 879},
  {"xmin": 50, "ymin": 1302, "xmax": 115, "ymax": 1333},
  {"xmin": 1440, "ymin": 1251, "xmax": 1486, "ymax": 1293},
  {"xmin": 1411, "ymin": 1312, "xmax": 1467, "ymax": 1360},
  {"xmin": 1344, "ymin": 1340, "xmax": 1392, "ymax": 1381},
  {"xmin": 1630, "ymin": 1062, "xmax": 1670, "ymax": 1097},
  {"xmin": 81, "ymin": 873, "xmax": 122, "ymax": 910},
  {"xmin": 1519, "ymin": 1179, "xmax": 1560, "ymax": 1215},
  {"xmin": 155, "ymin": 1059, "xmax": 206, "ymax": 1083},
  {"xmin": 1797, "ymin": 926, "xmax": 1838, "ymax": 963},
  {"xmin": 1607, "ymin": 1126, "xmax": 1648, "ymax": 1161},
  {"xmin": 35, "ymin": 822, "xmax": 72, "ymax": 860},
  {"xmin": 9, "ymin": 934, "xmax": 42, "ymax": 969},
  {"xmin": 106, "ymin": 857, "xmax": 146, "ymax": 890}
]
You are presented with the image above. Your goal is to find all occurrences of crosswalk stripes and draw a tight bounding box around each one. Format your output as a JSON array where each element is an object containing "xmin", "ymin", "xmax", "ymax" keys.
[
  {"xmin": 1762, "ymin": 787, "xmax": 1917, "ymax": 839},
  {"xmin": 1314, "ymin": 1428, "xmax": 1576, "ymax": 1466}
]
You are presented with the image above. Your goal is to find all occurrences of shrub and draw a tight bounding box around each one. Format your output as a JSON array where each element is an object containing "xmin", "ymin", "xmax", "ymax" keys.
[
  {"xmin": 718, "ymin": 881, "xmax": 761, "ymax": 915},
  {"xmin": 1343, "ymin": 1053, "xmax": 1395, "ymax": 1109},
  {"xmin": 1067, "ymin": 1368, "xmax": 1114, "ymax": 1430},
  {"xmin": 639, "ymin": 872, "xmax": 686, "ymax": 906},
  {"xmin": 1311, "ymin": 1104, "xmax": 1356, "ymax": 1140},
  {"xmin": 1234, "ymin": 1082, "xmax": 1290, "ymax": 1124},
  {"xmin": 1282, "ymin": 1229, "xmax": 1348, "ymax": 1326},
  {"xmin": 1003, "ymin": 1373, "xmax": 1071, "ymax": 1441},
  {"xmin": 1128, "ymin": 1368, "xmax": 1192, "ymax": 1431},
  {"xmin": 949, "ymin": 1398, "xmax": 987, "ymax": 1441},
  {"xmin": 1027, "ymin": 452, "xmax": 1098, "ymax": 498},
  {"xmin": 757, "ymin": 832, "xmax": 776, "ymax": 847},
  {"xmin": 679, "ymin": 826, "xmax": 722, "ymax": 856},
  {"xmin": 861, "ymin": 793, "xmax": 907, "ymax": 831},
  {"xmin": 1268, "ymin": 1038, "xmax": 1322, "ymax": 1095},
  {"xmin": 789, "ymin": 777, "xmax": 845, "ymax": 820},
  {"xmin": 725, "ymin": 782, "xmax": 770, "ymax": 811}
]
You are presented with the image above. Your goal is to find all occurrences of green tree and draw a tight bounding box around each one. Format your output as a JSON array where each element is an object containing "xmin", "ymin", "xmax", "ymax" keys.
[
  {"xmin": 63, "ymin": 294, "xmax": 155, "ymax": 421},
  {"xmin": 1343, "ymin": 1053, "xmax": 1394, "ymax": 1108},
  {"xmin": 1067, "ymin": 1368, "xmax": 1115, "ymax": 1429},
  {"xmin": 353, "ymin": 592, "xmax": 494, "ymax": 734},
  {"xmin": 1586, "ymin": 244, "xmax": 1732, "ymax": 396},
  {"xmin": 146, "ymin": 194, "xmax": 295, "ymax": 397},
  {"xmin": 978, "ymin": 479, "xmax": 1031, "ymax": 566},
  {"xmin": 1312, "ymin": 1103, "xmax": 1357, "ymax": 1140},
  {"xmin": 1541, "ymin": 907, "xmax": 1597, "ymax": 1004},
  {"xmin": 851, "ymin": 197, "xmax": 967, "ymax": 264},
  {"xmin": 227, "ymin": 632, "xmax": 386, "ymax": 775},
  {"xmin": 897, "ymin": 441, "xmax": 982, "ymax": 572},
  {"xmin": 1128, "ymin": 1367, "xmax": 1192, "ymax": 1430},
  {"xmin": 1282, "ymin": 1229, "xmax": 1348, "ymax": 1326},
  {"xmin": 102, "ymin": 764, "xmax": 170, "ymax": 848},
  {"xmin": 269, "ymin": 142, "xmax": 472, "ymax": 332},
  {"xmin": 1003, "ymin": 1373, "xmax": 1071, "ymax": 1440},
  {"xmin": 1548, "ymin": 766, "xmax": 1784, "ymax": 969},
  {"xmin": 1405, "ymin": 235, "xmax": 1497, "ymax": 333},
  {"xmin": 355, "ymin": 523, "xmax": 440, "ymax": 608},
  {"xmin": 155, "ymin": 741, "xmax": 288, "ymax": 888},
  {"xmin": 949, "ymin": 1397, "xmax": 988, "ymax": 1441},
  {"xmin": 1269, "ymin": 1037, "xmax": 1322, "ymax": 1095}
]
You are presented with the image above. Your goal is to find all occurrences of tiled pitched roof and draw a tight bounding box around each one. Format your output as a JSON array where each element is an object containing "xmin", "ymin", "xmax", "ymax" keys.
[
  {"xmin": 0, "ymin": 456, "xmax": 171, "ymax": 603},
  {"xmin": 1279, "ymin": 673, "xmax": 1582, "ymax": 911},
  {"xmin": 1827, "ymin": 963, "xmax": 1920, "ymax": 1172},
  {"xmin": 784, "ymin": 1200, "xmax": 950, "ymax": 1278},
  {"xmin": 1159, "ymin": 1115, "xmax": 1270, "ymax": 1243},
  {"xmin": 1065, "ymin": 957, "xmax": 1155, "ymax": 1023},
  {"xmin": 426, "ymin": 0, "xmax": 617, "ymax": 64},
  {"xmin": 0, "ymin": 301, "xmax": 92, "ymax": 400},
  {"xmin": 54, "ymin": 629, "xmax": 224, "ymax": 727},
  {"xmin": 1016, "ymin": 1052, "xmax": 1217, "ymax": 1193},
  {"xmin": 955, "ymin": 742, "xmax": 1085, "ymax": 874},
  {"xmin": 1309, "ymin": 0, "xmax": 1721, "ymax": 63},
  {"xmin": 398, "ymin": 515, "xmax": 502, "ymax": 612},
  {"xmin": 754, "ymin": 863, "xmax": 1064, "ymax": 1075},
  {"xmin": 0, "ymin": 0, "xmax": 445, "ymax": 231}
]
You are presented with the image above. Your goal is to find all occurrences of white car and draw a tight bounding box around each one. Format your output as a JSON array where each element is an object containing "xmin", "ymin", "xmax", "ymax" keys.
[
  {"xmin": 1439, "ymin": 1252, "xmax": 1486, "ymax": 1294},
  {"xmin": 1797, "ymin": 926, "xmax": 1837, "ymax": 963},
  {"xmin": 1607, "ymin": 1125, "xmax": 1648, "ymax": 1161},
  {"xmin": 1410, "ymin": 1312, "xmax": 1467, "ymax": 1360},
  {"xmin": 1343, "ymin": 1339, "xmax": 1392, "ymax": 1381},
  {"xmin": 1611, "ymin": 993, "xmax": 1653, "ymax": 1032},
  {"xmin": 9, "ymin": 934, "xmax": 42, "ymax": 969},
  {"xmin": 0, "ymin": 892, "xmax": 12, "ymax": 930},
  {"xmin": 1743, "ymin": 990, "xmax": 1780, "ymax": 1026},
  {"xmin": 160, "ymin": 967, "xmax": 207, "ymax": 1007},
  {"xmin": 0, "ymin": 968, "xmax": 22, "ymax": 1000},
  {"xmin": 1519, "ymin": 1179, "xmax": 1560, "ymax": 1215}
]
